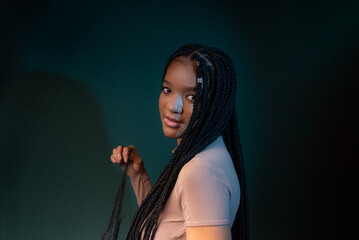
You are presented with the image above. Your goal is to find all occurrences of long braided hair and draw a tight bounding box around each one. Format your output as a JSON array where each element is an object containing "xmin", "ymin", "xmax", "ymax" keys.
[{"xmin": 102, "ymin": 43, "xmax": 249, "ymax": 240}]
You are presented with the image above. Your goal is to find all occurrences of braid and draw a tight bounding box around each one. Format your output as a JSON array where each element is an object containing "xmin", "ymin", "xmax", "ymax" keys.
[
  {"xmin": 223, "ymin": 112, "xmax": 250, "ymax": 239},
  {"xmin": 102, "ymin": 43, "xmax": 249, "ymax": 240}
]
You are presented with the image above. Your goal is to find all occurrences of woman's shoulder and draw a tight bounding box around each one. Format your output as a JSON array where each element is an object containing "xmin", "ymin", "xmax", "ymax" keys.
[
  {"xmin": 178, "ymin": 135, "xmax": 234, "ymax": 183},
  {"xmin": 175, "ymin": 135, "xmax": 240, "ymax": 203},
  {"xmin": 187, "ymin": 135, "xmax": 232, "ymax": 166},
  {"xmin": 193, "ymin": 135, "xmax": 231, "ymax": 161}
]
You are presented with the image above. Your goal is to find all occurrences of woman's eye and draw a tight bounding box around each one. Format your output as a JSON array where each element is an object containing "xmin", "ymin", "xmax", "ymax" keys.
[
  {"xmin": 187, "ymin": 95, "xmax": 195, "ymax": 101},
  {"xmin": 162, "ymin": 87, "xmax": 171, "ymax": 94}
]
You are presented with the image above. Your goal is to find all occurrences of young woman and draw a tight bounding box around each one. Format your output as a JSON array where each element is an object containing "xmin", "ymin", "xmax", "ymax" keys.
[{"xmin": 104, "ymin": 43, "xmax": 249, "ymax": 240}]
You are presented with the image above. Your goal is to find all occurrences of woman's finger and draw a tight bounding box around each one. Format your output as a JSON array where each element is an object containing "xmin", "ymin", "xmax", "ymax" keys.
[
  {"xmin": 116, "ymin": 145, "xmax": 123, "ymax": 163},
  {"xmin": 126, "ymin": 145, "xmax": 139, "ymax": 162},
  {"xmin": 112, "ymin": 148, "xmax": 118, "ymax": 163},
  {"xmin": 123, "ymin": 147, "xmax": 130, "ymax": 163},
  {"xmin": 110, "ymin": 154, "xmax": 116, "ymax": 163}
]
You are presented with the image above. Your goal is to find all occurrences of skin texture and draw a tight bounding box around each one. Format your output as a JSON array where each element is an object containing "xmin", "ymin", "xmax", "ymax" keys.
[{"xmin": 111, "ymin": 56, "xmax": 231, "ymax": 239}]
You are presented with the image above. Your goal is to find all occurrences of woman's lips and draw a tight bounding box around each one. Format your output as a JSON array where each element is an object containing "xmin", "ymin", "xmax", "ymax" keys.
[{"xmin": 164, "ymin": 117, "xmax": 181, "ymax": 128}]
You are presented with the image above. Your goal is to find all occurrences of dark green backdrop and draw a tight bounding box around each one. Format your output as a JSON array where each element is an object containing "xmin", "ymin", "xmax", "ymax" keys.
[{"xmin": 1, "ymin": 1, "xmax": 358, "ymax": 240}]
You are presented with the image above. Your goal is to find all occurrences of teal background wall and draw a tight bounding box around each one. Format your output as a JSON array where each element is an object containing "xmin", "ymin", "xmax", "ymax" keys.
[{"xmin": 1, "ymin": 1, "xmax": 358, "ymax": 240}]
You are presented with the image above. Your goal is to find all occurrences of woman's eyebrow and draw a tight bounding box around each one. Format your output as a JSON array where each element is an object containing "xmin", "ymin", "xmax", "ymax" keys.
[
  {"xmin": 183, "ymin": 86, "xmax": 196, "ymax": 92},
  {"xmin": 163, "ymin": 79, "xmax": 196, "ymax": 92},
  {"xmin": 162, "ymin": 79, "xmax": 171, "ymax": 86}
]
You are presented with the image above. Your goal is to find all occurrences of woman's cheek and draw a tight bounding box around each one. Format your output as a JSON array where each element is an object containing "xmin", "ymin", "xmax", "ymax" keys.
[{"xmin": 159, "ymin": 94, "xmax": 165, "ymax": 112}]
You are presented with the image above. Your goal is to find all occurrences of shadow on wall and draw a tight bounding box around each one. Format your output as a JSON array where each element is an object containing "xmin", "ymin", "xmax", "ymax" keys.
[{"xmin": 0, "ymin": 71, "xmax": 117, "ymax": 240}]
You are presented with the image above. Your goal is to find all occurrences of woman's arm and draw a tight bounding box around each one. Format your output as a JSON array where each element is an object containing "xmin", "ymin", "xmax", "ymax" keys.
[
  {"xmin": 130, "ymin": 168, "xmax": 152, "ymax": 206},
  {"xmin": 186, "ymin": 225, "xmax": 231, "ymax": 240}
]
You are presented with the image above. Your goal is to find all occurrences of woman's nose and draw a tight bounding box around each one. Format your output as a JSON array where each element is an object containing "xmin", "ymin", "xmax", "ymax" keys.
[{"xmin": 168, "ymin": 95, "xmax": 183, "ymax": 114}]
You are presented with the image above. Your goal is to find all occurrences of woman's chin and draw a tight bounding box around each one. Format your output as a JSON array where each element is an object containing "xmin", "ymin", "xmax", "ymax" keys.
[
  {"xmin": 162, "ymin": 129, "xmax": 182, "ymax": 139},
  {"xmin": 163, "ymin": 132, "xmax": 179, "ymax": 139}
]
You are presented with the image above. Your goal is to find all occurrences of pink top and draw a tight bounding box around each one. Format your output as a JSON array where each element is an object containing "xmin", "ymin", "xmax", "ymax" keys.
[{"xmin": 130, "ymin": 135, "xmax": 240, "ymax": 239}]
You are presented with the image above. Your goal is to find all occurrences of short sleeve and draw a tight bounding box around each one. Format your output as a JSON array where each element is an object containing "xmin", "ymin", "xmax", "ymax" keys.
[{"xmin": 176, "ymin": 158, "xmax": 231, "ymax": 227}]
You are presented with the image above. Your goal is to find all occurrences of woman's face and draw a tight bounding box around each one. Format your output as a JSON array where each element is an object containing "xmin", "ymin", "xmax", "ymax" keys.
[{"xmin": 159, "ymin": 57, "xmax": 197, "ymax": 144}]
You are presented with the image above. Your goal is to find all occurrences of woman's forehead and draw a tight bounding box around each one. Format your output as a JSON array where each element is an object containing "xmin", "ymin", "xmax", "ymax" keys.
[{"xmin": 164, "ymin": 61, "xmax": 197, "ymax": 89}]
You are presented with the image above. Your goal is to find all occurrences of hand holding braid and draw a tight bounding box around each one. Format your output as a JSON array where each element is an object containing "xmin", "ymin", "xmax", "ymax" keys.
[{"xmin": 111, "ymin": 145, "xmax": 145, "ymax": 179}]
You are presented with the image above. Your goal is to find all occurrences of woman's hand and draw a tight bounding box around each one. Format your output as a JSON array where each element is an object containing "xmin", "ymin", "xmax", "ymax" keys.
[{"xmin": 110, "ymin": 145, "xmax": 144, "ymax": 179}]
